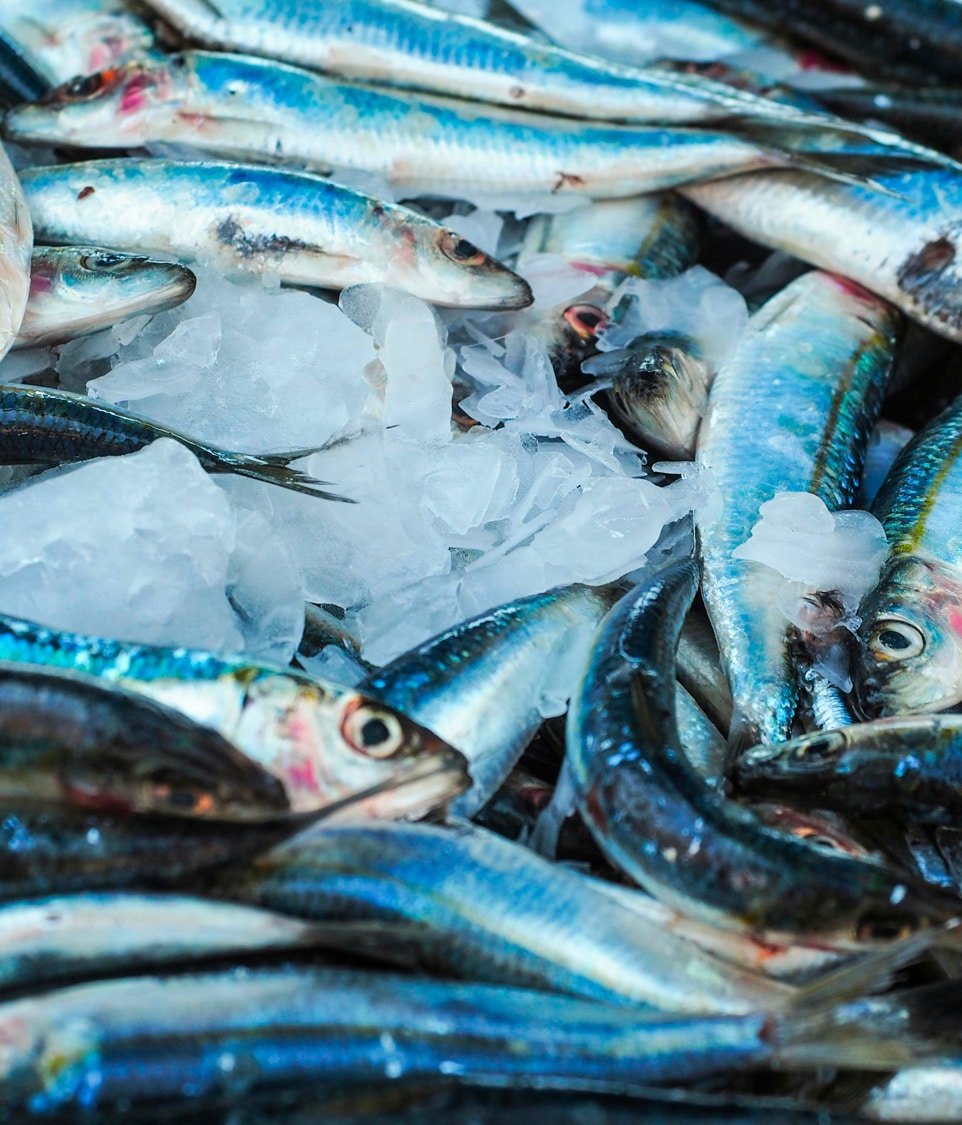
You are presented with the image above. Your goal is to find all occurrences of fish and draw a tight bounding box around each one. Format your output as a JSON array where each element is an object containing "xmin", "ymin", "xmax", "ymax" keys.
[
  {"xmin": 358, "ymin": 581, "xmax": 621, "ymax": 817},
  {"xmin": 0, "ymin": 662, "xmax": 290, "ymax": 821},
  {"xmin": 676, "ymin": 682, "xmax": 727, "ymax": 789},
  {"xmin": 676, "ymin": 599, "xmax": 733, "ymax": 735},
  {"xmin": 212, "ymin": 818, "xmax": 796, "ymax": 1013},
  {"xmin": 3, "ymin": 53, "xmax": 898, "ymax": 204},
  {"xmin": 854, "ymin": 396, "xmax": 962, "ymax": 717},
  {"xmin": 0, "ymin": 143, "xmax": 32, "ymax": 362},
  {"xmin": 682, "ymin": 169, "xmax": 962, "ymax": 345},
  {"xmin": 0, "ymin": 384, "xmax": 353, "ymax": 501},
  {"xmin": 0, "ymin": 31, "xmax": 51, "ymax": 108},
  {"xmin": 567, "ymin": 560, "xmax": 962, "ymax": 942},
  {"xmin": 18, "ymin": 158, "xmax": 533, "ymax": 309},
  {"xmin": 734, "ymin": 714, "xmax": 962, "ymax": 828},
  {"xmin": 13, "ymin": 246, "xmax": 197, "ymax": 349},
  {"xmin": 0, "ymin": 609, "xmax": 467, "ymax": 818},
  {"xmin": 696, "ymin": 271, "xmax": 899, "ymax": 749}
]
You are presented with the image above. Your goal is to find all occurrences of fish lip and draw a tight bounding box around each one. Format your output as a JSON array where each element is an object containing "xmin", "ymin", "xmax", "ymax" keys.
[{"xmin": 320, "ymin": 754, "xmax": 471, "ymax": 827}]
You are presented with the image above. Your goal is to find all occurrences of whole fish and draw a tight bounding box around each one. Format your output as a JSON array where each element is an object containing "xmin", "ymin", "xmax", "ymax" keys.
[
  {"xmin": 359, "ymin": 582, "xmax": 621, "ymax": 817},
  {"xmin": 4, "ymin": 53, "xmax": 882, "ymax": 203},
  {"xmin": 568, "ymin": 561, "xmax": 961, "ymax": 942},
  {"xmin": 682, "ymin": 169, "xmax": 962, "ymax": 345},
  {"xmin": 855, "ymin": 396, "xmax": 962, "ymax": 717},
  {"xmin": 0, "ymin": 385, "xmax": 352, "ymax": 501},
  {"xmin": 0, "ymin": 144, "xmax": 31, "ymax": 362},
  {"xmin": 734, "ymin": 715, "xmax": 962, "ymax": 828},
  {"xmin": 696, "ymin": 271, "xmax": 899, "ymax": 749},
  {"xmin": 0, "ymin": 609, "xmax": 467, "ymax": 818},
  {"xmin": 0, "ymin": 662, "xmax": 289, "ymax": 821},
  {"xmin": 18, "ymin": 158, "xmax": 532, "ymax": 309},
  {"xmin": 1, "ymin": 0, "xmax": 155, "ymax": 84},
  {"xmin": 213, "ymin": 818, "xmax": 796, "ymax": 1013},
  {"xmin": 13, "ymin": 246, "xmax": 196, "ymax": 349}
]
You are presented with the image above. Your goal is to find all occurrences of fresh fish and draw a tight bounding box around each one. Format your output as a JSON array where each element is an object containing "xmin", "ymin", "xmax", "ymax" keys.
[
  {"xmin": 676, "ymin": 600, "xmax": 733, "ymax": 735},
  {"xmin": 213, "ymin": 818, "xmax": 796, "ymax": 1013},
  {"xmin": 3, "ymin": 53, "xmax": 882, "ymax": 203},
  {"xmin": 676, "ymin": 682, "xmax": 727, "ymax": 788},
  {"xmin": 0, "ymin": 384, "xmax": 353, "ymax": 501},
  {"xmin": 0, "ymin": 662, "xmax": 289, "ymax": 821},
  {"xmin": 0, "ymin": 609, "xmax": 467, "ymax": 818},
  {"xmin": 567, "ymin": 561, "xmax": 961, "ymax": 942},
  {"xmin": 13, "ymin": 246, "xmax": 196, "ymax": 349},
  {"xmin": 855, "ymin": 396, "xmax": 962, "ymax": 717},
  {"xmin": 18, "ymin": 158, "xmax": 533, "ymax": 309},
  {"xmin": 859, "ymin": 418, "xmax": 914, "ymax": 508},
  {"xmin": 811, "ymin": 82, "xmax": 962, "ymax": 157},
  {"xmin": 734, "ymin": 714, "xmax": 962, "ymax": 828},
  {"xmin": 0, "ymin": 143, "xmax": 31, "ymax": 362},
  {"xmin": 0, "ymin": 0, "xmax": 156, "ymax": 83},
  {"xmin": 682, "ymin": 169, "xmax": 962, "ymax": 345},
  {"xmin": 696, "ymin": 271, "xmax": 899, "ymax": 748},
  {"xmin": 359, "ymin": 582, "xmax": 621, "ymax": 817}
]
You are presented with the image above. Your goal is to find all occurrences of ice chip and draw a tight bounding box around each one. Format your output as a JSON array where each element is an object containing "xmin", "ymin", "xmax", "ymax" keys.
[
  {"xmin": 516, "ymin": 252, "xmax": 595, "ymax": 309},
  {"xmin": 298, "ymin": 645, "xmax": 368, "ymax": 687}
]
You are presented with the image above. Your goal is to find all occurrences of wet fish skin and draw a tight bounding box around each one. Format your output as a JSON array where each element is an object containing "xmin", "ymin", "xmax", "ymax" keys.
[
  {"xmin": 0, "ymin": 610, "xmax": 466, "ymax": 819},
  {"xmin": 855, "ymin": 396, "xmax": 962, "ymax": 717},
  {"xmin": 18, "ymin": 158, "xmax": 533, "ymax": 309},
  {"xmin": 0, "ymin": 31, "xmax": 51, "ymax": 108},
  {"xmin": 213, "ymin": 818, "xmax": 795, "ymax": 1013},
  {"xmin": 676, "ymin": 601, "xmax": 733, "ymax": 735},
  {"xmin": 682, "ymin": 170, "xmax": 962, "ymax": 345},
  {"xmin": 696, "ymin": 271, "xmax": 899, "ymax": 748},
  {"xmin": 0, "ymin": 143, "xmax": 31, "ymax": 362},
  {"xmin": 735, "ymin": 715, "xmax": 962, "ymax": 829},
  {"xmin": 0, "ymin": 383, "xmax": 352, "ymax": 501},
  {"xmin": 359, "ymin": 582, "xmax": 622, "ymax": 817},
  {"xmin": 568, "ymin": 561, "xmax": 961, "ymax": 942},
  {"xmin": 14, "ymin": 246, "xmax": 196, "ymax": 349},
  {"xmin": 0, "ymin": 662, "xmax": 290, "ymax": 822}
]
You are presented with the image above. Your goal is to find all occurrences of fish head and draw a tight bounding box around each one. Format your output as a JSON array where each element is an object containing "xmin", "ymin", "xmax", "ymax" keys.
[
  {"xmin": 855, "ymin": 556, "xmax": 962, "ymax": 716},
  {"xmin": 384, "ymin": 215, "xmax": 532, "ymax": 309},
  {"xmin": 5, "ymin": 55, "xmax": 189, "ymax": 147}
]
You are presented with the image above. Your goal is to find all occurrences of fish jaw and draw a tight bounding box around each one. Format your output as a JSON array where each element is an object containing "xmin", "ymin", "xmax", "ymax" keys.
[{"xmin": 856, "ymin": 556, "xmax": 962, "ymax": 716}]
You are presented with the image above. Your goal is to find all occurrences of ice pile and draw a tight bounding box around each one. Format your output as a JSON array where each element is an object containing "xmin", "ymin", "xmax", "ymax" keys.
[{"xmin": 0, "ymin": 439, "xmax": 303, "ymax": 660}]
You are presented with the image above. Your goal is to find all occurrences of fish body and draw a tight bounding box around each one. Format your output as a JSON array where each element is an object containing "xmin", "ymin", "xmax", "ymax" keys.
[
  {"xmin": 696, "ymin": 271, "xmax": 899, "ymax": 747},
  {"xmin": 0, "ymin": 610, "xmax": 465, "ymax": 818},
  {"xmin": 683, "ymin": 169, "xmax": 962, "ymax": 345},
  {"xmin": 855, "ymin": 397, "xmax": 962, "ymax": 717},
  {"xmin": 0, "ymin": 144, "xmax": 31, "ymax": 362},
  {"xmin": 14, "ymin": 246, "xmax": 196, "ymax": 349},
  {"xmin": 216, "ymin": 819, "xmax": 794, "ymax": 1013},
  {"xmin": 568, "ymin": 562, "xmax": 959, "ymax": 941},
  {"xmin": 359, "ymin": 582, "xmax": 620, "ymax": 816},
  {"xmin": 18, "ymin": 158, "xmax": 532, "ymax": 309}
]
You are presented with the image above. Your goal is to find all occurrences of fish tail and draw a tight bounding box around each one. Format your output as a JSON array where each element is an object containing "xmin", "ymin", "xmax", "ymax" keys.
[{"xmin": 205, "ymin": 448, "xmax": 356, "ymax": 502}]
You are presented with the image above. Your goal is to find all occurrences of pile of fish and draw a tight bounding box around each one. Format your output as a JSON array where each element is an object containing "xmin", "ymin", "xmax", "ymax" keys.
[{"xmin": 7, "ymin": 0, "xmax": 962, "ymax": 1120}]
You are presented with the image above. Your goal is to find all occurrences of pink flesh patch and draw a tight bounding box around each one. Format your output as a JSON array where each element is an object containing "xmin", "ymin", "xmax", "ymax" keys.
[
  {"xmin": 948, "ymin": 607, "xmax": 962, "ymax": 638},
  {"xmin": 825, "ymin": 273, "xmax": 876, "ymax": 302},
  {"xmin": 28, "ymin": 273, "xmax": 54, "ymax": 298},
  {"xmin": 119, "ymin": 74, "xmax": 156, "ymax": 115}
]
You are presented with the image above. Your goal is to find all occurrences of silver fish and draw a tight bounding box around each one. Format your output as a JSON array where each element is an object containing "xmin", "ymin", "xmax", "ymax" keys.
[{"xmin": 0, "ymin": 142, "xmax": 31, "ymax": 360}]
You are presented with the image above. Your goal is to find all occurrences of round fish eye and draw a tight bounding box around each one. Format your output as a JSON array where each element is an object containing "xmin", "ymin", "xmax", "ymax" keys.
[
  {"xmin": 79, "ymin": 251, "xmax": 130, "ymax": 272},
  {"xmin": 563, "ymin": 304, "xmax": 607, "ymax": 339},
  {"xmin": 867, "ymin": 620, "xmax": 925, "ymax": 660},
  {"xmin": 440, "ymin": 232, "xmax": 487, "ymax": 266},
  {"xmin": 62, "ymin": 71, "xmax": 111, "ymax": 101},
  {"xmin": 855, "ymin": 916, "xmax": 914, "ymax": 942},
  {"xmin": 341, "ymin": 702, "xmax": 406, "ymax": 759}
]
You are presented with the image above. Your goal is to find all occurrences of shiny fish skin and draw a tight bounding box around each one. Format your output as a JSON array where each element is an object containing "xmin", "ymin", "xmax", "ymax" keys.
[
  {"xmin": 696, "ymin": 271, "xmax": 899, "ymax": 748},
  {"xmin": 856, "ymin": 396, "xmax": 962, "ymax": 717},
  {"xmin": 213, "ymin": 818, "xmax": 795, "ymax": 1013},
  {"xmin": 0, "ymin": 143, "xmax": 31, "ymax": 362},
  {"xmin": 18, "ymin": 158, "xmax": 532, "ymax": 309},
  {"xmin": 683, "ymin": 170, "xmax": 962, "ymax": 345},
  {"xmin": 567, "ymin": 561, "xmax": 959, "ymax": 942},
  {"xmin": 14, "ymin": 246, "xmax": 196, "ymax": 349},
  {"xmin": 359, "ymin": 582, "xmax": 621, "ymax": 817},
  {"xmin": 0, "ymin": 384, "xmax": 352, "ymax": 501},
  {"xmin": 0, "ymin": 610, "xmax": 466, "ymax": 818},
  {"xmin": 734, "ymin": 715, "xmax": 962, "ymax": 828},
  {"xmin": 0, "ymin": 32, "xmax": 51, "ymax": 108},
  {"xmin": 6, "ymin": 53, "xmax": 836, "ymax": 201},
  {"xmin": 0, "ymin": 967, "xmax": 776, "ymax": 1114}
]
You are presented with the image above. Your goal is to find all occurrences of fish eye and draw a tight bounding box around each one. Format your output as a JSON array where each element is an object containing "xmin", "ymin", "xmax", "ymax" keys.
[
  {"xmin": 341, "ymin": 702, "xmax": 406, "ymax": 759},
  {"xmin": 867, "ymin": 620, "xmax": 925, "ymax": 660},
  {"xmin": 59, "ymin": 71, "xmax": 113, "ymax": 102},
  {"xmin": 563, "ymin": 304, "xmax": 607, "ymax": 339},
  {"xmin": 440, "ymin": 232, "xmax": 487, "ymax": 266},
  {"xmin": 855, "ymin": 915, "xmax": 914, "ymax": 942},
  {"xmin": 79, "ymin": 251, "xmax": 129, "ymax": 272},
  {"xmin": 152, "ymin": 782, "xmax": 213, "ymax": 815}
]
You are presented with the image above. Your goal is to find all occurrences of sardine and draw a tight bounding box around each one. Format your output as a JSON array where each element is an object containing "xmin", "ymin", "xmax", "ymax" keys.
[
  {"xmin": 18, "ymin": 158, "xmax": 533, "ymax": 309},
  {"xmin": 0, "ymin": 143, "xmax": 31, "ymax": 362},
  {"xmin": 0, "ymin": 609, "xmax": 466, "ymax": 818},
  {"xmin": 676, "ymin": 600, "xmax": 733, "ymax": 735},
  {"xmin": 567, "ymin": 560, "xmax": 961, "ymax": 942},
  {"xmin": 358, "ymin": 581, "xmax": 621, "ymax": 817},
  {"xmin": 13, "ymin": 246, "xmax": 196, "ymax": 349},
  {"xmin": 696, "ymin": 271, "xmax": 899, "ymax": 748},
  {"xmin": 735, "ymin": 714, "xmax": 962, "ymax": 828},
  {"xmin": 855, "ymin": 396, "xmax": 962, "ymax": 716}
]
